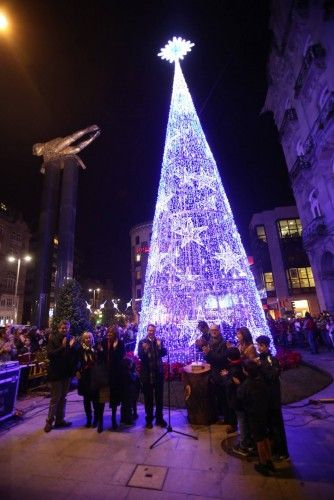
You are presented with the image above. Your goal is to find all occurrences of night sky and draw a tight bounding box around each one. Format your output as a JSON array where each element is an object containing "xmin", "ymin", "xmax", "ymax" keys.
[{"xmin": 0, "ymin": 0, "xmax": 294, "ymax": 299}]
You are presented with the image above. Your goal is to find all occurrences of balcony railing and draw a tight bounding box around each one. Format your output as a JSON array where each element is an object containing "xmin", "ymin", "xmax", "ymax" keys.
[
  {"xmin": 302, "ymin": 215, "xmax": 326, "ymax": 249},
  {"xmin": 296, "ymin": 90, "xmax": 334, "ymax": 168},
  {"xmin": 294, "ymin": 43, "xmax": 326, "ymax": 97},
  {"xmin": 279, "ymin": 108, "xmax": 298, "ymax": 139},
  {"xmin": 318, "ymin": 90, "xmax": 334, "ymax": 131},
  {"xmin": 289, "ymin": 155, "xmax": 311, "ymax": 182}
]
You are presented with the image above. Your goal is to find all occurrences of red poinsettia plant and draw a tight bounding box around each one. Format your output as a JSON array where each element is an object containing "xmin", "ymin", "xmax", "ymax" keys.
[
  {"xmin": 127, "ymin": 347, "xmax": 302, "ymax": 382},
  {"xmin": 126, "ymin": 352, "xmax": 188, "ymax": 381},
  {"xmin": 275, "ymin": 348, "xmax": 302, "ymax": 370}
]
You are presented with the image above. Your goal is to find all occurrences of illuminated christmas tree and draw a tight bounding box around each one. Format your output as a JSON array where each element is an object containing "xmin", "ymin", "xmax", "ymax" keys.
[{"xmin": 137, "ymin": 37, "xmax": 274, "ymax": 360}]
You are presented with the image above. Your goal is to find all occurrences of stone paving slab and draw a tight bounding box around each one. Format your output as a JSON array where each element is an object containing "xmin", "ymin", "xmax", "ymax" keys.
[{"xmin": 1, "ymin": 350, "xmax": 334, "ymax": 499}]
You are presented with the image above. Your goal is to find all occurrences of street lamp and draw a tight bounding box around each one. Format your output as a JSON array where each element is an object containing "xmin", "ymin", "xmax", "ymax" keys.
[
  {"xmin": 88, "ymin": 287, "xmax": 101, "ymax": 309},
  {"xmin": 7, "ymin": 254, "xmax": 32, "ymax": 323},
  {"xmin": 0, "ymin": 11, "xmax": 9, "ymax": 33}
]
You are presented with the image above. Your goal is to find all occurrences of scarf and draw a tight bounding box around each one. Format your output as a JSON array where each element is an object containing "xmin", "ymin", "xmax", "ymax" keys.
[{"xmin": 81, "ymin": 343, "xmax": 96, "ymax": 369}]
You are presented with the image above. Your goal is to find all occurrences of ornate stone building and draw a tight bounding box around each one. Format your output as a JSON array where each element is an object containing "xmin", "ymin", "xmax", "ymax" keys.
[
  {"xmin": 0, "ymin": 203, "xmax": 31, "ymax": 325},
  {"xmin": 264, "ymin": 0, "xmax": 334, "ymax": 312}
]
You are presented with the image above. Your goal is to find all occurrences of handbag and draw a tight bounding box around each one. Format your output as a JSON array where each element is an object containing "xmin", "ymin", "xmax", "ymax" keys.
[{"xmin": 90, "ymin": 361, "xmax": 109, "ymax": 392}]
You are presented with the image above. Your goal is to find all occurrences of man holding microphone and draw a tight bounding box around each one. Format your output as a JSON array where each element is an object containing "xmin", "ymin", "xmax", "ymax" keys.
[{"xmin": 138, "ymin": 324, "xmax": 167, "ymax": 429}]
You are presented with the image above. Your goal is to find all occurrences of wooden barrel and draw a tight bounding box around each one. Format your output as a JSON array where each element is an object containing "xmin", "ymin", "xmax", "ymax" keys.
[{"xmin": 182, "ymin": 363, "xmax": 217, "ymax": 425}]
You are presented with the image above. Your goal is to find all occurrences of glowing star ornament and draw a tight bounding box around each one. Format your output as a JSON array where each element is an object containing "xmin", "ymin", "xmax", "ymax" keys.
[
  {"xmin": 196, "ymin": 171, "xmax": 217, "ymax": 191},
  {"xmin": 156, "ymin": 192, "xmax": 173, "ymax": 215},
  {"xmin": 174, "ymin": 218, "xmax": 207, "ymax": 248},
  {"xmin": 174, "ymin": 169, "xmax": 196, "ymax": 188},
  {"xmin": 158, "ymin": 37, "xmax": 194, "ymax": 63},
  {"xmin": 214, "ymin": 243, "xmax": 243, "ymax": 275},
  {"xmin": 137, "ymin": 38, "xmax": 275, "ymax": 361}
]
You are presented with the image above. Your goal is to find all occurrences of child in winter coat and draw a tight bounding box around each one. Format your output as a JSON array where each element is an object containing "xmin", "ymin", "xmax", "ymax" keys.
[
  {"xmin": 221, "ymin": 347, "xmax": 253, "ymax": 456},
  {"xmin": 256, "ymin": 334, "xmax": 289, "ymax": 461},
  {"xmin": 237, "ymin": 360, "xmax": 275, "ymax": 476}
]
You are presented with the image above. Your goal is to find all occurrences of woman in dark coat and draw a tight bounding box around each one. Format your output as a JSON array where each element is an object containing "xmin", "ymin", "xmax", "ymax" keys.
[
  {"xmin": 99, "ymin": 325, "xmax": 125, "ymax": 432},
  {"xmin": 76, "ymin": 331, "xmax": 99, "ymax": 428}
]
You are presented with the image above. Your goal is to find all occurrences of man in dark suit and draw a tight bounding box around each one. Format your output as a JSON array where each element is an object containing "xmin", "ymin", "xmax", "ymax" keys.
[
  {"xmin": 138, "ymin": 324, "xmax": 167, "ymax": 429},
  {"xmin": 44, "ymin": 320, "xmax": 77, "ymax": 432}
]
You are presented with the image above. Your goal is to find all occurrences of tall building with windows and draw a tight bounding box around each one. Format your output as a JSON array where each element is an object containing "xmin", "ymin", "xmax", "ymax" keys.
[
  {"xmin": 129, "ymin": 222, "xmax": 152, "ymax": 320},
  {"xmin": 0, "ymin": 202, "xmax": 31, "ymax": 325},
  {"xmin": 250, "ymin": 206, "xmax": 319, "ymax": 317},
  {"xmin": 264, "ymin": 1, "xmax": 334, "ymax": 312}
]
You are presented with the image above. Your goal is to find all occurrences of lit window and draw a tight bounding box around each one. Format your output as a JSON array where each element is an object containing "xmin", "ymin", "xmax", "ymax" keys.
[
  {"xmin": 264, "ymin": 272, "xmax": 275, "ymax": 291},
  {"xmin": 135, "ymin": 270, "xmax": 141, "ymax": 280},
  {"xmin": 135, "ymin": 254, "xmax": 141, "ymax": 262},
  {"xmin": 10, "ymin": 232, "xmax": 22, "ymax": 242},
  {"xmin": 286, "ymin": 267, "xmax": 315, "ymax": 289},
  {"xmin": 278, "ymin": 219, "xmax": 302, "ymax": 238},
  {"xmin": 256, "ymin": 225, "xmax": 267, "ymax": 242}
]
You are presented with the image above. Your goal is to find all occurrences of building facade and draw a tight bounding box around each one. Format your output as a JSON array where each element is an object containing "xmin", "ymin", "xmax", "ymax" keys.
[
  {"xmin": 264, "ymin": 0, "xmax": 334, "ymax": 312},
  {"xmin": 250, "ymin": 206, "xmax": 320, "ymax": 317},
  {"xmin": 129, "ymin": 222, "xmax": 152, "ymax": 321},
  {"xmin": 0, "ymin": 202, "xmax": 31, "ymax": 325}
]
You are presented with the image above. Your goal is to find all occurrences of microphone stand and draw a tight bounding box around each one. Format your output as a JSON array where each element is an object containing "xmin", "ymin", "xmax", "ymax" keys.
[{"xmin": 150, "ymin": 327, "xmax": 198, "ymax": 449}]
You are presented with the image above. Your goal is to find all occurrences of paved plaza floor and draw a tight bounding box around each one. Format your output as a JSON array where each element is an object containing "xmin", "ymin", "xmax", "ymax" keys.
[{"xmin": 1, "ymin": 351, "xmax": 334, "ymax": 500}]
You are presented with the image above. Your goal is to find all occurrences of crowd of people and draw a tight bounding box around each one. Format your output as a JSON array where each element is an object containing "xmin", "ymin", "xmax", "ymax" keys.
[
  {"xmin": 267, "ymin": 311, "xmax": 334, "ymax": 353},
  {"xmin": 1, "ymin": 310, "xmax": 332, "ymax": 476},
  {"xmin": 44, "ymin": 320, "xmax": 166, "ymax": 435},
  {"xmin": 196, "ymin": 321, "xmax": 289, "ymax": 475},
  {"xmin": 0, "ymin": 322, "xmax": 138, "ymax": 363}
]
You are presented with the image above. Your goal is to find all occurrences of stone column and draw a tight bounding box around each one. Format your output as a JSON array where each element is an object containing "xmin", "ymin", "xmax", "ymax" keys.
[
  {"xmin": 55, "ymin": 157, "xmax": 79, "ymax": 291},
  {"xmin": 34, "ymin": 161, "xmax": 61, "ymax": 327}
]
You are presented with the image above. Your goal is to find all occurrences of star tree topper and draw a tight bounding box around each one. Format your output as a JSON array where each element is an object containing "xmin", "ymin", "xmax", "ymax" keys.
[{"xmin": 158, "ymin": 37, "xmax": 194, "ymax": 63}]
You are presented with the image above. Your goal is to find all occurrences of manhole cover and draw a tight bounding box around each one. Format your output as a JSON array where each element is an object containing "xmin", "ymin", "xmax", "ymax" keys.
[{"xmin": 127, "ymin": 464, "xmax": 168, "ymax": 490}]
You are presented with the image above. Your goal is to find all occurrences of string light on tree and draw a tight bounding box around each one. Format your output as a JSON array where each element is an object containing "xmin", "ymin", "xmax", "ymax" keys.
[{"xmin": 137, "ymin": 37, "xmax": 274, "ymax": 361}]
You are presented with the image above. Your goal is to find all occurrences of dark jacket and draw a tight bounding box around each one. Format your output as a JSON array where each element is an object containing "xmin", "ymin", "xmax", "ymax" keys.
[
  {"xmin": 46, "ymin": 332, "xmax": 78, "ymax": 381},
  {"xmin": 258, "ymin": 351, "xmax": 282, "ymax": 409},
  {"xmin": 138, "ymin": 337, "xmax": 167, "ymax": 384},
  {"xmin": 102, "ymin": 338, "xmax": 125, "ymax": 405},
  {"xmin": 77, "ymin": 345, "xmax": 97, "ymax": 396},
  {"xmin": 237, "ymin": 376, "xmax": 270, "ymax": 417},
  {"xmin": 204, "ymin": 337, "xmax": 228, "ymax": 385},
  {"xmin": 223, "ymin": 360, "xmax": 245, "ymax": 410}
]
